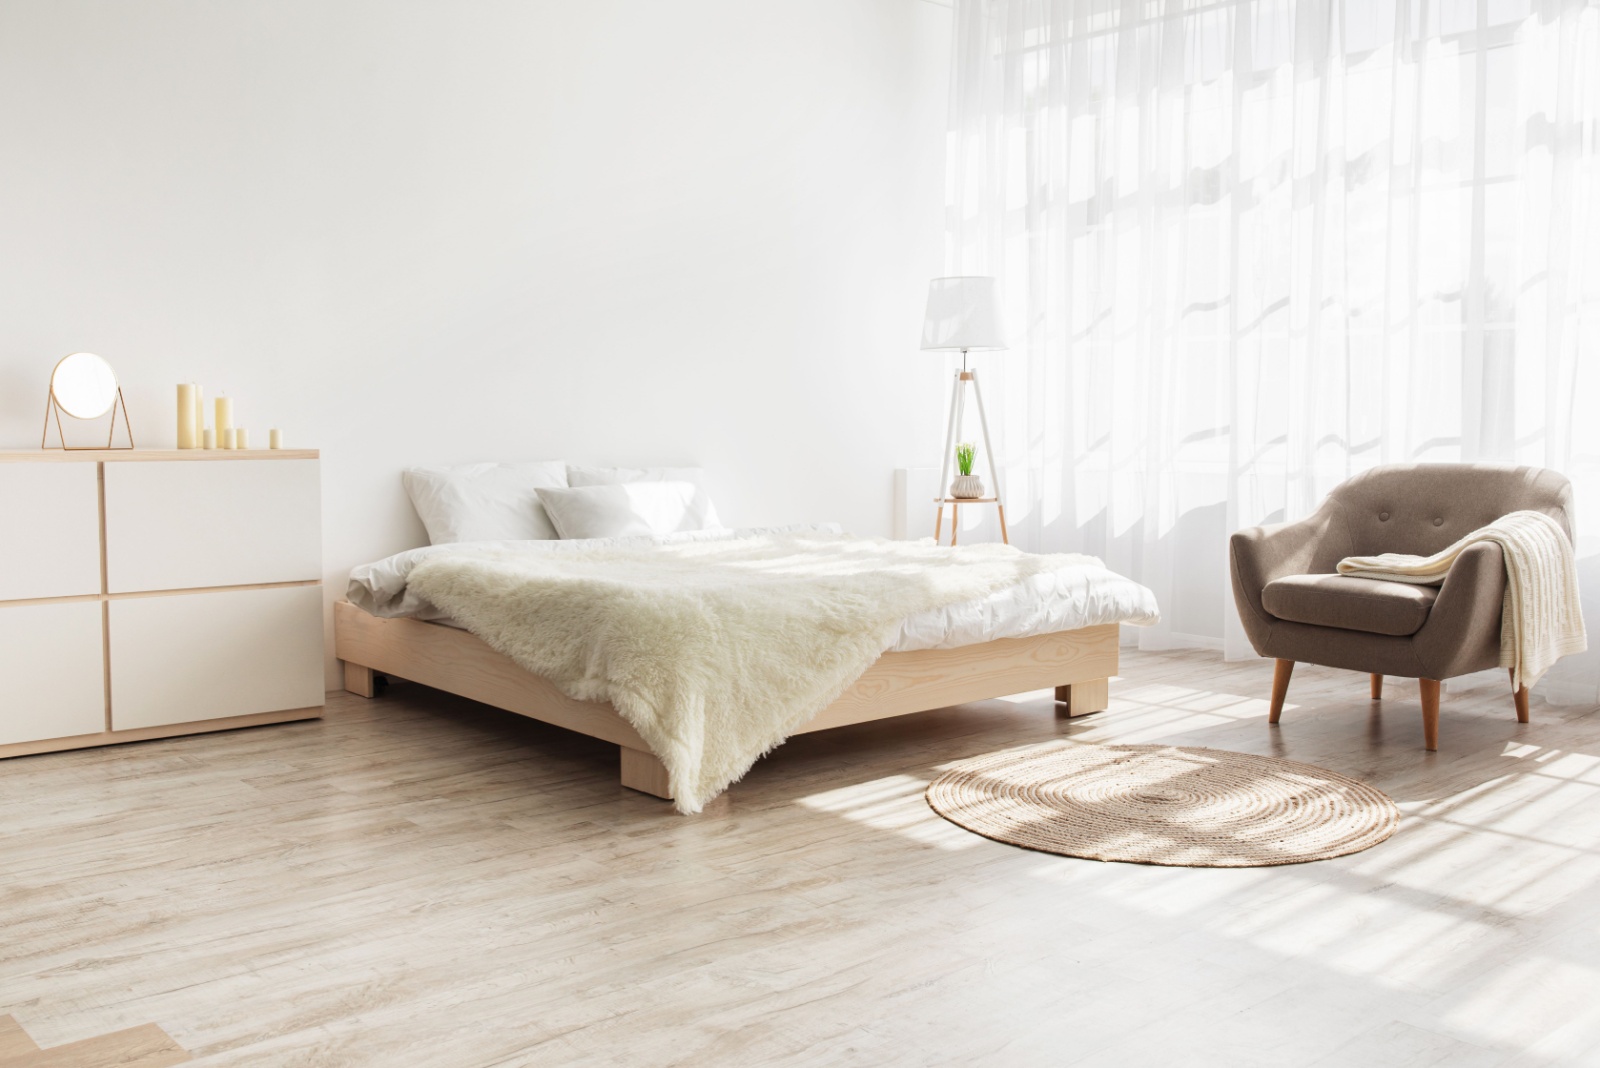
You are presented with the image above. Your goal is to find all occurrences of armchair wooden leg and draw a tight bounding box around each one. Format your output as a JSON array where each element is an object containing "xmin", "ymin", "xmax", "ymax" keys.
[
  {"xmin": 1419, "ymin": 678, "xmax": 1441, "ymax": 751},
  {"xmin": 1370, "ymin": 673, "xmax": 1383, "ymax": 700},
  {"xmin": 1511, "ymin": 669, "xmax": 1530, "ymax": 724},
  {"xmin": 1268, "ymin": 660, "xmax": 1294, "ymax": 725}
]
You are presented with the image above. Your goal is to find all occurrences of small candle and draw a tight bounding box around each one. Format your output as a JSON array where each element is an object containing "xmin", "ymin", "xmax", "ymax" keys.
[
  {"xmin": 235, "ymin": 428, "xmax": 249, "ymax": 450},
  {"xmin": 203, "ymin": 428, "xmax": 216, "ymax": 449},
  {"xmin": 223, "ymin": 428, "xmax": 236, "ymax": 449},
  {"xmin": 268, "ymin": 428, "xmax": 283, "ymax": 450},
  {"xmin": 176, "ymin": 384, "xmax": 197, "ymax": 449},
  {"xmin": 215, "ymin": 396, "xmax": 234, "ymax": 446}
]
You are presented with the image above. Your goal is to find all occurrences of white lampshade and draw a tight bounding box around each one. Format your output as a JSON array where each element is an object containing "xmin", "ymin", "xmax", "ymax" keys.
[{"xmin": 920, "ymin": 276, "xmax": 1006, "ymax": 351}]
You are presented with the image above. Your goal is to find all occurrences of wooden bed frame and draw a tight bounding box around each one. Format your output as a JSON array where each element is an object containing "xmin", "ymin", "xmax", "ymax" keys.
[{"xmin": 333, "ymin": 600, "xmax": 1118, "ymax": 802}]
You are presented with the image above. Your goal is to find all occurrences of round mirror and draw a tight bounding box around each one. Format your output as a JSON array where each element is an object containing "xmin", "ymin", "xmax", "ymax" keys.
[{"xmin": 50, "ymin": 353, "xmax": 119, "ymax": 419}]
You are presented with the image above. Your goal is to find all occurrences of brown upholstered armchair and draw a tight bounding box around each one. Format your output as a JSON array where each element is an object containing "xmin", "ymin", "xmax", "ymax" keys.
[{"xmin": 1230, "ymin": 463, "xmax": 1575, "ymax": 750}]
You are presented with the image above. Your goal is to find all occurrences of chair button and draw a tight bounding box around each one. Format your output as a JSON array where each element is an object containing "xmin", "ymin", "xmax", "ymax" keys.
[
  {"xmin": 1379, "ymin": 512, "xmax": 1389, "ymax": 521},
  {"xmin": 1433, "ymin": 517, "xmax": 1444, "ymax": 526}
]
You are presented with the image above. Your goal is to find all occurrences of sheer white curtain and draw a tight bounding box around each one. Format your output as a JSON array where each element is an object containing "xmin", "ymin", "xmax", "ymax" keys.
[{"xmin": 945, "ymin": 0, "xmax": 1600, "ymax": 695}]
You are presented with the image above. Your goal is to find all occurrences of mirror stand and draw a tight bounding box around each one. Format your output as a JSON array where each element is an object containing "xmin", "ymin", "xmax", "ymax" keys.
[{"xmin": 41, "ymin": 386, "xmax": 135, "ymax": 450}]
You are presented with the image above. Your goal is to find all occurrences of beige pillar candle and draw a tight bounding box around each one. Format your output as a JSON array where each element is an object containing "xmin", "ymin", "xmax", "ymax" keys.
[
  {"xmin": 193, "ymin": 384, "xmax": 205, "ymax": 442},
  {"xmin": 268, "ymin": 428, "xmax": 283, "ymax": 450},
  {"xmin": 203, "ymin": 428, "xmax": 216, "ymax": 449},
  {"xmin": 223, "ymin": 428, "xmax": 236, "ymax": 449},
  {"xmin": 176, "ymin": 384, "xmax": 197, "ymax": 449},
  {"xmin": 215, "ymin": 396, "xmax": 234, "ymax": 447},
  {"xmin": 235, "ymin": 428, "xmax": 249, "ymax": 450}
]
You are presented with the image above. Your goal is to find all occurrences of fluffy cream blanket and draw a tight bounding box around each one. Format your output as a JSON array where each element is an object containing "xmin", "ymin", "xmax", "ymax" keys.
[
  {"xmin": 407, "ymin": 532, "xmax": 1103, "ymax": 813},
  {"xmin": 1337, "ymin": 510, "xmax": 1586, "ymax": 689}
]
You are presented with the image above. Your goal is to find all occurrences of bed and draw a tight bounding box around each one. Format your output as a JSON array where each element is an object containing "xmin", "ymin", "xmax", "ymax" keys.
[{"xmin": 336, "ymin": 522, "xmax": 1159, "ymax": 811}]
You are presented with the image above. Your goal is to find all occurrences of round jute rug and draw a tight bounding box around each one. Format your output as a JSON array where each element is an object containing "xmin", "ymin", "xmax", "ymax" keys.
[{"xmin": 926, "ymin": 743, "xmax": 1399, "ymax": 867}]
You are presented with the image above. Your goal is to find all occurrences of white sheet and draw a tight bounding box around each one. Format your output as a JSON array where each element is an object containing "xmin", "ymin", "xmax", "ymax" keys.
[{"xmin": 347, "ymin": 525, "xmax": 1160, "ymax": 652}]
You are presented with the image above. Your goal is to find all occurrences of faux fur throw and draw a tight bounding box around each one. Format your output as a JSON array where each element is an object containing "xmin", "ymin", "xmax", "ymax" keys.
[
  {"xmin": 1337, "ymin": 510, "xmax": 1586, "ymax": 689},
  {"xmin": 407, "ymin": 532, "xmax": 1103, "ymax": 813}
]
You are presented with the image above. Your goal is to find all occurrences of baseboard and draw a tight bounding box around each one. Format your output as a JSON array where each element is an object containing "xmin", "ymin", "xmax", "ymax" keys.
[
  {"xmin": 1532, "ymin": 679, "xmax": 1600, "ymax": 707},
  {"xmin": 1130, "ymin": 629, "xmax": 1226, "ymax": 653}
]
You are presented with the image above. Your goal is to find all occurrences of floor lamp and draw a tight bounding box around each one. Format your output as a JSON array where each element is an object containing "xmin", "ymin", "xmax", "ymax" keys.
[{"xmin": 921, "ymin": 276, "xmax": 1008, "ymax": 545}]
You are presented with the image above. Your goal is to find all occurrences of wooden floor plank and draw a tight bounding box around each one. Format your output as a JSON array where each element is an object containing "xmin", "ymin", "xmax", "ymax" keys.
[
  {"xmin": 0, "ymin": 1024, "xmax": 187, "ymax": 1068},
  {"xmin": 0, "ymin": 1019, "xmax": 38, "ymax": 1059},
  {"xmin": 0, "ymin": 650, "xmax": 1596, "ymax": 1066}
]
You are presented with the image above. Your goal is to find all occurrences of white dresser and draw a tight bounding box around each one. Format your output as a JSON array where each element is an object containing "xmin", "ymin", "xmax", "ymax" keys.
[{"xmin": 0, "ymin": 449, "xmax": 324, "ymax": 757}]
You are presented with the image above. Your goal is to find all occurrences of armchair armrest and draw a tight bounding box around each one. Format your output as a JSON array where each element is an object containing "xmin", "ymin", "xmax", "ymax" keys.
[
  {"xmin": 1412, "ymin": 540, "xmax": 1507, "ymax": 679},
  {"xmin": 1229, "ymin": 508, "xmax": 1350, "ymax": 653}
]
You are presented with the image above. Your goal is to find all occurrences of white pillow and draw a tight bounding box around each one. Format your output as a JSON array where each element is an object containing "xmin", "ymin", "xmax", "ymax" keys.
[
  {"xmin": 565, "ymin": 463, "xmax": 708, "ymax": 488},
  {"xmin": 402, "ymin": 461, "xmax": 568, "ymax": 544},
  {"xmin": 536, "ymin": 482, "xmax": 723, "ymax": 539}
]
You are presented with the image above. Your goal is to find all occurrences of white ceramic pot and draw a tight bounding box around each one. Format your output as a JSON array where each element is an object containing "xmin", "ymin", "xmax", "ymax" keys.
[{"xmin": 950, "ymin": 474, "xmax": 985, "ymax": 499}]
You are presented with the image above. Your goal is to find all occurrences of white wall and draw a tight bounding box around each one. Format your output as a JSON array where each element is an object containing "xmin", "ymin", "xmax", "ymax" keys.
[{"xmin": 0, "ymin": 0, "xmax": 953, "ymax": 685}]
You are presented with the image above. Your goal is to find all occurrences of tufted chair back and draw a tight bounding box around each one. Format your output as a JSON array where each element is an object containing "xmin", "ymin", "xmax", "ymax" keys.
[{"xmin": 1301, "ymin": 463, "xmax": 1575, "ymax": 573}]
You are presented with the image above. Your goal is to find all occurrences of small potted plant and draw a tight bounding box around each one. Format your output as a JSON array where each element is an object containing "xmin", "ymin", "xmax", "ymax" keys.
[{"xmin": 951, "ymin": 442, "xmax": 984, "ymax": 499}]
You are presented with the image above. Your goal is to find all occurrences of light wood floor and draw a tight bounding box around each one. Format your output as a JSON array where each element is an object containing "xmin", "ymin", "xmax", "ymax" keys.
[
  {"xmin": 0, "ymin": 1016, "xmax": 189, "ymax": 1067},
  {"xmin": 4, "ymin": 650, "xmax": 1600, "ymax": 1067}
]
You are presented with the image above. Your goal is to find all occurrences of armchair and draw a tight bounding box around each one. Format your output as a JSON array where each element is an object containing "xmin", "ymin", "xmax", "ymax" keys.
[{"xmin": 1230, "ymin": 463, "xmax": 1575, "ymax": 750}]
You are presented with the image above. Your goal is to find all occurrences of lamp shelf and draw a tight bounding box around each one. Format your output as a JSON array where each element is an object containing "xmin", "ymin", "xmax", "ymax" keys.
[{"xmin": 932, "ymin": 495, "xmax": 1008, "ymax": 547}]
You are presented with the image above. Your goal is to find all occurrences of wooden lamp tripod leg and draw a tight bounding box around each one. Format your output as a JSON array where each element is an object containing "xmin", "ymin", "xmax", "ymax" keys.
[
  {"xmin": 943, "ymin": 368, "xmax": 970, "ymax": 545},
  {"xmin": 934, "ymin": 363, "xmax": 965, "ymax": 543},
  {"xmin": 967, "ymin": 368, "xmax": 1006, "ymax": 544}
]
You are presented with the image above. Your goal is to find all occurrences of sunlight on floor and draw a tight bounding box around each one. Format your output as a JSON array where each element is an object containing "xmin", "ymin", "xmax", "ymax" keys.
[
  {"xmin": 991, "ymin": 687, "xmax": 1057, "ymax": 704},
  {"xmin": 989, "ymin": 675, "xmax": 1128, "ymax": 704},
  {"xmin": 1446, "ymin": 954, "xmax": 1600, "ymax": 1057},
  {"xmin": 794, "ymin": 665, "xmax": 1600, "ymax": 1061},
  {"xmin": 797, "ymin": 774, "xmax": 980, "ymax": 850}
]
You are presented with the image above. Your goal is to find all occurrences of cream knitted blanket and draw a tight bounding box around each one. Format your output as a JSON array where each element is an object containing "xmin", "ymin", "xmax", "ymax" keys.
[
  {"xmin": 408, "ymin": 532, "xmax": 1136, "ymax": 814},
  {"xmin": 1337, "ymin": 510, "xmax": 1586, "ymax": 689}
]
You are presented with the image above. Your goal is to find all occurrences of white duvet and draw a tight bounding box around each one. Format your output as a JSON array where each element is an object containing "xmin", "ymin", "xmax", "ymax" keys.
[{"xmin": 348, "ymin": 525, "xmax": 1160, "ymax": 654}]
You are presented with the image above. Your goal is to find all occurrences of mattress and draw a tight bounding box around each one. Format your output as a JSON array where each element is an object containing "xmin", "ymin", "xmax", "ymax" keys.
[{"xmin": 346, "ymin": 525, "xmax": 1160, "ymax": 653}]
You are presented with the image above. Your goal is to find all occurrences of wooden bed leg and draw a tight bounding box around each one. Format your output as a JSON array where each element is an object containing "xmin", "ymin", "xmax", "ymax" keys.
[
  {"xmin": 1370, "ymin": 673, "xmax": 1384, "ymax": 700},
  {"xmin": 343, "ymin": 662, "xmax": 377, "ymax": 699},
  {"xmin": 1419, "ymin": 678, "xmax": 1441, "ymax": 751},
  {"xmin": 1511, "ymin": 669, "xmax": 1530, "ymax": 724},
  {"xmin": 1055, "ymin": 678, "xmax": 1109, "ymax": 718},
  {"xmin": 1269, "ymin": 659, "xmax": 1293, "ymax": 724},
  {"xmin": 620, "ymin": 747, "xmax": 672, "ymax": 801}
]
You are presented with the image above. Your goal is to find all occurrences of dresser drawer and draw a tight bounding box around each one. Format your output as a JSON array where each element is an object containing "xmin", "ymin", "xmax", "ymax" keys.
[
  {"xmin": 0, "ymin": 462, "xmax": 102, "ymax": 600},
  {"xmin": 109, "ymin": 585, "xmax": 324, "ymax": 730},
  {"xmin": 0, "ymin": 601, "xmax": 106, "ymax": 745},
  {"xmin": 104, "ymin": 459, "xmax": 320, "ymax": 593}
]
